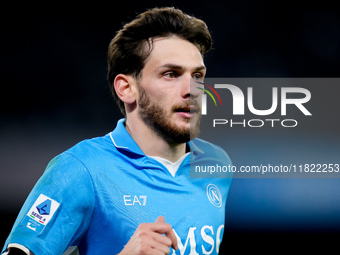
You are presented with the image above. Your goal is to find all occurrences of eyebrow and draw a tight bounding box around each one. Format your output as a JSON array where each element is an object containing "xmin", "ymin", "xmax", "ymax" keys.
[{"xmin": 158, "ymin": 63, "xmax": 206, "ymax": 72}]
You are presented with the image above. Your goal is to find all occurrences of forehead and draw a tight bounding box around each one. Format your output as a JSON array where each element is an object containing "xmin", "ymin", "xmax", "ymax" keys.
[{"xmin": 144, "ymin": 36, "xmax": 205, "ymax": 71}]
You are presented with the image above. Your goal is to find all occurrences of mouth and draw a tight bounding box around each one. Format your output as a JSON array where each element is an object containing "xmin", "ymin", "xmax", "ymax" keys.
[{"xmin": 174, "ymin": 105, "xmax": 198, "ymax": 119}]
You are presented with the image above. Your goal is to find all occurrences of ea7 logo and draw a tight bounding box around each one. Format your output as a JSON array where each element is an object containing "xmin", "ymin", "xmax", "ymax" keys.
[
  {"xmin": 201, "ymin": 84, "xmax": 312, "ymax": 116},
  {"xmin": 123, "ymin": 195, "xmax": 147, "ymax": 206}
]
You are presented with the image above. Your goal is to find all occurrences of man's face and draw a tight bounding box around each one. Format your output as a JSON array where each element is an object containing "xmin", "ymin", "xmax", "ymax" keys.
[{"xmin": 136, "ymin": 36, "xmax": 205, "ymax": 143}]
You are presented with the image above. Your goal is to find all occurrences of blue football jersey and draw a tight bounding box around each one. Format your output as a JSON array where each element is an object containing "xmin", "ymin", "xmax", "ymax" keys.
[{"xmin": 2, "ymin": 119, "xmax": 233, "ymax": 255}]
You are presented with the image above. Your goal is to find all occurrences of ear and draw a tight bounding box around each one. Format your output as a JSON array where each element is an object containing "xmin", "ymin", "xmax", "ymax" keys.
[{"xmin": 113, "ymin": 74, "xmax": 137, "ymax": 104}]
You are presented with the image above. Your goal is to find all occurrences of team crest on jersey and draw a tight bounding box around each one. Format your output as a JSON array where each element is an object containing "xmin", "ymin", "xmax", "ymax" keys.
[
  {"xmin": 206, "ymin": 184, "xmax": 222, "ymax": 208},
  {"xmin": 21, "ymin": 194, "xmax": 60, "ymax": 233}
]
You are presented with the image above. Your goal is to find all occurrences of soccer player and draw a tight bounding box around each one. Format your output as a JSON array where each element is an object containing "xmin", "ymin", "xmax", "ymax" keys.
[{"xmin": 2, "ymin": 7, "xmax": 233, "ymax": 255}]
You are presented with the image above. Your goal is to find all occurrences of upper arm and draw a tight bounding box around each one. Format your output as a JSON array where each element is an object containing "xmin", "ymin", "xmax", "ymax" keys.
[{"xmin": 2, "ymin": 153, "xmax": 95, "ymax": 255}]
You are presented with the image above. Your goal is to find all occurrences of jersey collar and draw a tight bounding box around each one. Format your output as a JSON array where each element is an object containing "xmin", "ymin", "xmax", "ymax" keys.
[
  {"xmin": 109, "ymin": 118, "xmax": 145, "ymax": 156},
  {"xmin": 109, "ymin": 118, "xmax": 205, "ymax": 156}
]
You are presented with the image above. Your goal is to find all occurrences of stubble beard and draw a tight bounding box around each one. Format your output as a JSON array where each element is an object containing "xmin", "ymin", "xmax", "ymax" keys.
[{"xmin": 137, "ymin": 86, "xmax": 201, "ymax": 144}]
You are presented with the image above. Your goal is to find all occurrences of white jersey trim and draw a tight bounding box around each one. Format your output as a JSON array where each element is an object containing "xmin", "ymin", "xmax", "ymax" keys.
[
  {"xmin": 110, "ymin": 132, "xmax": 129, "ymax": 150},
  {"xmin": 5, "ymin": 243, "xmax": 32, "ymax": 255},
  {"xmin": 4, "ymin": 244, "xmax": 79, "ymax": 255}
]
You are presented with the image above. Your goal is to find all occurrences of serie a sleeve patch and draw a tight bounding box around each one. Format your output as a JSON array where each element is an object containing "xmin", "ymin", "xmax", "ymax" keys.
[{"xmin": 21, "ymin": 194, "xmax": 60, "ymax": 234}]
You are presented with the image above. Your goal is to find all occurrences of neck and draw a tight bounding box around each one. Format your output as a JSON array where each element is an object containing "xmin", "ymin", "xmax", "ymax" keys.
[{"xmin": 125, "ymin": 116, "xmax": 187, "ymax": 163}]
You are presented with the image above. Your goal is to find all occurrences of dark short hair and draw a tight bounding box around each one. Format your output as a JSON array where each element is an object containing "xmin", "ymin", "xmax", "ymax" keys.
[{"xmin": 107, "ymin": 7, "xmax": 212, "ymax": 116}]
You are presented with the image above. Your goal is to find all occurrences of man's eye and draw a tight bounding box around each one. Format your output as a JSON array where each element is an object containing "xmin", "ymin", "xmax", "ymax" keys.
[
  {"xmin": 193, "ymin": 73, "xmax": 203, "ymax": 81},
  {"xmin": 165, "ymin": 72, "xmax": 176, "ymax": 78}
]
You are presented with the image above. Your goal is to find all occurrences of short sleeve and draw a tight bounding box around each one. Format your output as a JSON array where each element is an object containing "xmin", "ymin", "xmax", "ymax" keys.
[{"xmin": 2, "ymin": 153, "xmax": 95, "ymax": 255}]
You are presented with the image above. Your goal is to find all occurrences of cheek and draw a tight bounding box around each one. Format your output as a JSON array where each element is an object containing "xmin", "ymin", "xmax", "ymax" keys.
[
  {"xmin": 144, "ymin": 87, "xmax": 171, "ymax": 104},
  {"xmin": 140, "ymin": 79, "xmax": 179, "ymax": 107}
]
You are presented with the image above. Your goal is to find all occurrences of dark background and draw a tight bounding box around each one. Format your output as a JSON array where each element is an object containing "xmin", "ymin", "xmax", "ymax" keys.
[{"xmin": 1, "ymin": 1, "xmax": 340, "ymax": 253}]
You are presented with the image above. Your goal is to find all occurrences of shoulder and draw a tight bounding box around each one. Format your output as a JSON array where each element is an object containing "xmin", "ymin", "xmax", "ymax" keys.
[
  {"xmin": 62, "ymin": 133, "xmax": 119, "ymax": 165},
  {"xmin": 66, "ymin": 133, "xmax": 114, "ymax": 157},
  {"xmin": 191, "ymin": 137, "xmax": 233, "ymax": 168},
  {"xmin": 41, "ymin": 133, "xmax": 115, "ymax": 181},
  {"xmin": 191, "ymin": 138, "xmax": 231, "ymax": 159},
  {"xmin": 50, "ymin": 132, "xmax": 134, "ymax": 179},
  {"xmin": 190, "ymin": 138, "xmax": 233, "ymax": 179}
]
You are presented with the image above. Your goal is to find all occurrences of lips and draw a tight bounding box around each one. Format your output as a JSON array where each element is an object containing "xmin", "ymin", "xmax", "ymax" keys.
[
  {"xmin": 174, "ymin": 104, "xmax": 199, "ymax": 119},
  {"xmin": 175, "ymin": 105, "xmax": 197, "ymax": 113}
]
